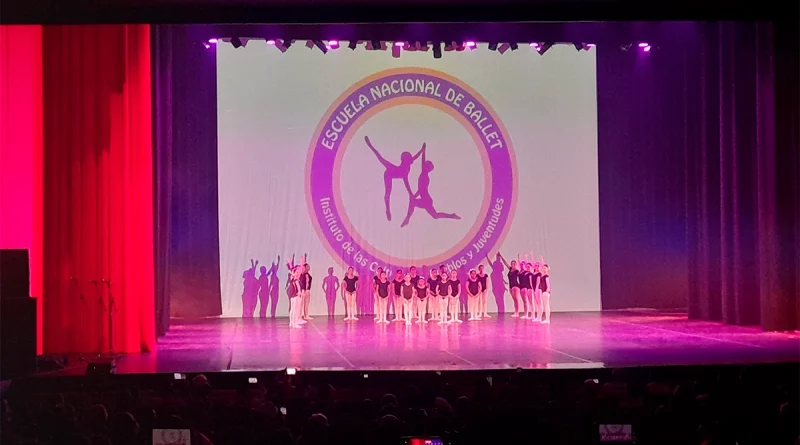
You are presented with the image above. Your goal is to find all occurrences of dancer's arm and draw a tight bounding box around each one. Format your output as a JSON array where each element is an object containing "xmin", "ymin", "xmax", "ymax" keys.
[
  {"xmin": 364, "ymin": 136, "xmax": 392, "ymax": 167},
  {"xmin": 412, "ymin": 143, "xmax": 426, "ymax": 161},
  {"xmin": 497, "ymin": 252, "xmax": 511, "ymax": 269},
  {"xmin": 286, "ymin": 254, "xmax": 295, "ymax": 270}
]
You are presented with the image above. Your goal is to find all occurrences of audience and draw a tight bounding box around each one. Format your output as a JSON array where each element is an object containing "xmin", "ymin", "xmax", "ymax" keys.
[{"xmin": 1, "ymin": 365, "xmax": 797, "ymax": 445}]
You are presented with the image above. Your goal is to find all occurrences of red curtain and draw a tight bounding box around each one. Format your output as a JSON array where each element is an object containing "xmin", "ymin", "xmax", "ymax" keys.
[
  {"xmin": 41, "ymin": 25, "xmax": 155, "ymax": 354},
  {"xmin": 0, "ymin": 25, "xmax": 44, "ymax": 353}
]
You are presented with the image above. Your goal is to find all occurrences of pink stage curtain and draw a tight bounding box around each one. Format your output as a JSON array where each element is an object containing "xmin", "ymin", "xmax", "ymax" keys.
[{"xmin": 41, "ymin": 25, "xmax": 155, "ymax": 354}]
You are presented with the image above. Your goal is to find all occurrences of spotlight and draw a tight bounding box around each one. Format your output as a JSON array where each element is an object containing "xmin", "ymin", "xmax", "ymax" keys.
[
  {"xmin": 208, "ymin": 38, "xmax": 218, "ymax": 44},
  {"xmin": 643, "ymin": 45, "xmax": 652, "ymax": 52},
  {"xmin": 638, "ymin": 42, "xmax": 649, "ymax": 48},
  {"xmin": 231, "ymin": 37, "xmax": 243, "ymax": 48},
  {"xmin": 464, "ymin": 41, "xmax": 476, "ymax": 49},
  {"xmin": 432, "ymin": 41, "xmax": 442, "ymax": 59},
  {"xmin": 327, "ymin": 40, "xmax": 339, "ymax": 49},
  {"xmin": 509, "ymin": 43, "xmax": 518, "ymax": 51},
  {"xmin": 394, "ymin": 41, "xmax": 405, "ymax": 47},
  {"xmin": 348, "ymin": 40, "xmax": 358, "ymax": 50},
  {"xmin": 536, "ymin": 42, "xmax": 554, "ymax": 55},
  {"xmin": 203, "ymin": 42, "xmax": 211, "ymax": 49},
  {"xmin": 286, "ymin": 367, "xmax": 297, "ymax": 375},
  {"xmin": 487, "ymin": 42, "xmax": 498, "ymax": 51},
  {"xmin": 529, "ymin": 42, "xmax": 540, "ymax": 49},
  {"xmin": 266, "ymin": 39, "xmax": 276, "ymax": 45},
  {"xmin": 312, "ymin": 40, "xmax": 328, "ymax": 53},
  {"xmin": 586, "ymin": 43, "xmax": 596, "ymax": 48}
]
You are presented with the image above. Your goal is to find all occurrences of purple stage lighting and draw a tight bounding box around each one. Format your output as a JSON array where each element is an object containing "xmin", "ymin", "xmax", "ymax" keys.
[
  {"xmin": 266, "ymin": 39, "xmax": 276, "ymax": 45},
  {"xmin": 586, "ymin": 43, "xmax": 596, "ymax": 48},
  {"xmin": 530, "ymin": 42, "xmax": 540, "ymax": 48},
  {"xmin": 643, "ymin": 45, "xmax": 652, "ymax": 52},
  {"xmin": 208, "ymin": 38, "xmax": 218, "ymax": 44},
  {"xmin": 328, "ymin": 40, "xmax": 339, "ymax": 48},
  {"xmin": 465, "ymin": 41, "xmax": 476, "ymax": 48},
  {"xmin": 203, "ymin": 42, "xmax": 211, "ymax": 49},
  {"xmin": 638, "ymin": 42, "xmax": 649, "ymax": 48},
  {"xmin": 394, "ymin": 41, "xmax": 405, "ymax": 47}
]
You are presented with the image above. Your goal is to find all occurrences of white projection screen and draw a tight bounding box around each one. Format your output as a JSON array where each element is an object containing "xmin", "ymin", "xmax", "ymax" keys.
[{"xmin": 217, "ymin": 42, "xmax": 600, "ymax": 318}]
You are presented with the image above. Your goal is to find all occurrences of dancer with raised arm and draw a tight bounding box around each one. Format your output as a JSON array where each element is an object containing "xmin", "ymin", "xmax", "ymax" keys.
[
  {"xmin": 342, "ymin": 267, "xmax": 359, "ymax": 321},
  {"xmin": 486, "ymin": 253, "xmax": 507, "ymax": 314},
  {"xmin": 415, "ymin": 276, "xmax": 428, "ymax": 323},
  {"xmin": 287, "ymin": 266, "xmax": 302, "ymax": 328},
  {"xmin": 400, "ymin": 273, "xmax": 415, "ymax": 326},
  {"xmin": 365, "ymin": 136, "xmax": 425, "ymax": 222},
  {"xmin": 497, "ymin": 252, "xmax": 521, "ymax": 317},
  {"xmin": 519, "ymin": 261, "xmax": 533, "ymax": 319},
  {"xmin": 322, "ymin": 267, "xmax": 339, "ymax": 317},
  {"xmin": 466, "ymin": 269, "xmax": 482, "ymax": 320},
  {"xmin": 375, "ymin": 270, "xmax": 391, "ymax": 324},
  {"xmin": 477, "ymin": 264, "xmax": 490, "ymax": 318},
  {"xmin": 392, "ymin": 269, "xmax": 404, "ymax": 322},
  {"xmin": 242, "ymin": 259, "xmax": 259, "ymax": 318},
  {"xmin": 400, "ymin": 146, "xmax": 461, "ymax": 228},
  {"xmin": 539, "ymin": 264, "xmax": 552, "ymax": 323}
]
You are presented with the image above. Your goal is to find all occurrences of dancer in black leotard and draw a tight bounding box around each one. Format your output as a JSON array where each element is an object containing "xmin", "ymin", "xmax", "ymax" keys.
[
  {"xmin": 497, "ymin": 252, "xmax": 521, "ymax": 317},
  {"xmin": 519, "ymin": 262, "xmax": 533, "ymax": 319},
  {"xmin": 415, "ymin": 277, "xmax": 428, "ymax": 323},
  {"xmin": 427, "ymin": 269, "xmax": 441, "ymax": 322},
  {"xmin": 539, "ymin": 264, "xmax": 551, "ymax": 323},
  {"xmin": 392, "ymin": 270, "xmax": 404, "ymax": 322},
  {"xmin": 372, "ymin": 267, "xmax": 383, "ymax": 320},
  {"xmin": 301, "ymin": 263, "xmax": 313, "ymax": 321},
  {"xmin": 477, "ymin": 264, "xmax": 490, "ymax": 318},
  {"xmin": 342, "ymin": 267, "xmax": 359, "ymax": 321},
  {"xmin": 375, "ymin": 271, "xmax": 391, "ymax": 324},
  {"xmin": 531, "ymin": 261, "xmax": 542, "ymax": 321},
  {"xmin": 400, "ymin": 273, "xmax": 415, "ymax": 325},
  {"xmin": 466, "ymin": 269, "xmax": 483, "ymax": 321}
]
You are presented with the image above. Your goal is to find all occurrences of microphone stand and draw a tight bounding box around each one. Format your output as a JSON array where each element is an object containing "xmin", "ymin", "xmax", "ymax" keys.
[
  {"xmin": 91, "ymin": 279, "xmax": 106, "ymax": 355},
  {"xmin": 70, "ymin": 278, "xmax": 87, "ymax": 362},
  {"xmin": 103, "ymin": 280, "xmax": 116, "ymax": 355}
]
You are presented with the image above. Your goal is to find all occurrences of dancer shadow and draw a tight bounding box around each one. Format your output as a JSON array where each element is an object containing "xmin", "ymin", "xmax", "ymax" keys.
[
  {"xmin": 400, "ymin": 145, "xmax": 460, "ymax": 228},
  {"xmin": 266, "ymin": 256, "xmax": 280, "ymax": 318},
  {"xmin": 487, "ymin": 253, "xmax": 506, "ymax": 313},
  {"xmin": 241, "ymin": 259, "xmax": 259, "ymax": 318},
  {"xmin": 357, "ymin": 273, "xmax": 372, "ymax": 316},
  {"xmin": 365, "ymin": 136, "xmax": 424, "ymax": 222},
  {"xmin": 322, "ymin": 267, "xmax": 340, "ymax": 317}
]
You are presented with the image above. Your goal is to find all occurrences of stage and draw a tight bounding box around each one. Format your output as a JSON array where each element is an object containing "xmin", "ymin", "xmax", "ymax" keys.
[{"xmin": 46, "ymin": 310, "xmax": 799, "ymax": 376}]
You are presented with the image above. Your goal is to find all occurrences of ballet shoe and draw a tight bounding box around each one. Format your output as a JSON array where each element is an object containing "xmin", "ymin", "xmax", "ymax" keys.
[
  {"xmin": 455, "ymin": 319, "xmax": 463, "ymax": 323},
  {"xmin": 542, "ymin": 319, "xmax": 550, "ymax": 324},
  {"xmin": 511, "ymin": 313, "xmax": 519, "ymax": 318}
]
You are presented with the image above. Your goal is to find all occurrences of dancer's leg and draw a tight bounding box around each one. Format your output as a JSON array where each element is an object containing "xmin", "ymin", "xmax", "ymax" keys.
[
  {"xmin": 400, "ymin": 197, "xmax": 417, "ymax": 228},
  {"xmin": 451, "ymin": 297, "xmax": 462, "ymax": 323},
  {"xmin": 403, "ymin": 300, "xmax": 412, "ymax": 325},
  {"xmin": 383, "ymin": 173, "xmax": 393, "ymax": 221},
  {"xmin": 520, "ymin": 289, "xmax": 530, "ymax": 319},
  {"xmin": 511, "ymin": 288, "xmax": 520, "ymax": 317},
  {"xmin": 303, "ymin": 290, "xmax": 312, "ymax": 320},
  {"xmin": 542, "ymin": 292, "xmax": 551, "ymax": 323},
  {"xmin": 482, "ymin": 291, "xmax": 490, "ymax": 318},
  {"xmin": 533, "ymin": 290, "xmax": 542, "ymax": 321},
  {"xmin": 350, "ymin": 293, "xmax": 359, "ymax": 320},
  {"xmin": 394, "ymin": 296, "xmax": 404, "ymax": 322}
]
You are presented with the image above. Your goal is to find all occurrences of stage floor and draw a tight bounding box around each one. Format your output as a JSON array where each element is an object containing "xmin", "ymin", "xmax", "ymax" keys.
[{"xmin": 79, "ymin": 310, "xmax": 799, "ymax": 375}]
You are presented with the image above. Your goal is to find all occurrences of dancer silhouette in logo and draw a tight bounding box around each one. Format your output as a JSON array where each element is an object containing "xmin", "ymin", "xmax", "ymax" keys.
[
  {"xmin": 365, "ymin": 136, "xmax": 425, "ymax": 222},
  {"xmin": 400, "ymin": 146, "xmax": 461, "ymax": 228}
]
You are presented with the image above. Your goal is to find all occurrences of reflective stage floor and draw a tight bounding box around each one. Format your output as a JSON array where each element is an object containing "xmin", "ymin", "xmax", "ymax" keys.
[{"xmin": 65, "ymin": 310, "xmax": 798, "ymax": 375}]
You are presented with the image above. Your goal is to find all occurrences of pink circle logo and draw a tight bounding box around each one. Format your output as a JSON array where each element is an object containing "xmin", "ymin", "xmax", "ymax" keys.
[{"xmin": 306, "ymin": 68, "xmax": 517, "ymax": 273}]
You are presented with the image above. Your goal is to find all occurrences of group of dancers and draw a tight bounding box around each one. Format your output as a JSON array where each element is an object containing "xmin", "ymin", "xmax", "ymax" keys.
[{"xmin": 280, "ymin": 252, "xmax": 552, "ymax": 329}]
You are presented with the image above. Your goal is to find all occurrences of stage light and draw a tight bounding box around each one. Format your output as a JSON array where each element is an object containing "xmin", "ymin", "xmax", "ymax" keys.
[
  {"xmin": 208, "ymin": 38, "xmax": 218, "ymax": 44},
  {"xmin": 643, "ymin": 45, "xmax": 652, "ymax": 52},
  {"xmin": 348, "ymin": 40, "xmax": 358, "ymax": 50},
  {"xmin": 509, "ymin": 43, "xmax": 519, "ymax": 51},
  {"xmin": 638, "ymin": 42, "xmax": 649, "ymax": 48},
  {"xmin": 529, "ymin": 42, "xmax": 540, "ymax": 49},
  {"xmin": 620, "ymin": 44, "xmax": 632, "ymax": 52},
  {"xmin": 231, "ymin": 37, "xmax": 243, "ymax": 48},
  {"xmin": 286, "ymin": 367, "xmax": 297, "ymax": 375},
  {"xmin": 535, "ymin": 42, "xmax": 554, "ymax": 55},
  {"xmin": 586, "ymin": 43, "xmax": 596, "ymax": 48},
  {"xmin": 203, "ymin": 42, "xmax": 211, "ymax": 49},
  {"xmin": 311, "ymin": 40, "xmax": 328, "ymax": 53},
  {"xmin": 327, "ymin": 40, "xmax": 339, "ymax": 49},
  {"xmin": 392, "ymin": 43, "xmax": 401, "ymax": 58},
  {"xmin": 266, "ymin": 39, "xmax": 276, "ymax": 45},
  {"xmin": 394, "ymin": 41, "xmax": 405, "ymax": 47},
  {"xmin": 487, "ymin": 42, "xmax": 498, "ymax": 51},
  {"xmin": 432, "ymin": 41, "xmax": 442, "ymax": 59},
  {"xmin": 464, "ymin": 41, "xmax": 476, "ymax": 49}
]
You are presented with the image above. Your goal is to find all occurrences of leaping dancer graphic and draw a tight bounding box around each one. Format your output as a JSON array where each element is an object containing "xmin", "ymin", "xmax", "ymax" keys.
[
  {"xmin": 400, "ymin": 144, "xmax": 460, "ymax": 227},
  {"xmin": 365, "ymin": 136, "xmax": 425, "ymax": 221},
  {"xmin": 364, "ymin": 135, "xmax": 460, "ymax": 228}
]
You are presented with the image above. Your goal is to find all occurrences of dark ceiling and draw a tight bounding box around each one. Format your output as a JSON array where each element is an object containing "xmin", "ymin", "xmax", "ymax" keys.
[{"xmin": 1, "ymin": 0, "xmax": 795, "ymax": 24}]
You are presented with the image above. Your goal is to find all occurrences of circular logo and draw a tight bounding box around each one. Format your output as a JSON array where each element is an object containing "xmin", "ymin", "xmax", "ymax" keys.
[{"xmin": 306, "ymin": 67, "xmax": 516, "ymax": 274}]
